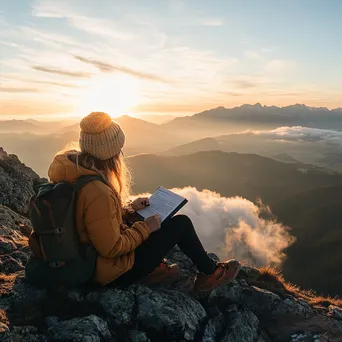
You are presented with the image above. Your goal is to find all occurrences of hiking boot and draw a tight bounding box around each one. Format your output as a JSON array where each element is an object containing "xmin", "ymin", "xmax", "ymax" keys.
[
  {"xmin": 139, "ymin": 259, "xmax": 181, "ymax": 286},
  {"xmin": 194, "ymin": 259, "xmax": 241, "ymax": 298}
]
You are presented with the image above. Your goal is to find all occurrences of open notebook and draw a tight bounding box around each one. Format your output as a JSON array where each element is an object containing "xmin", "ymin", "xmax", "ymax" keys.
[{"xmin": 136, "ymin": 187, "xmax": 188, "ymax": 223}]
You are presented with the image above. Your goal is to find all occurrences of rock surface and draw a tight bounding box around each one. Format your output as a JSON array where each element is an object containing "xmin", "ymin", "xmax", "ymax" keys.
[
  {"xmin": 48, "ymin": 315, "xmax": 112, "ymax": 341},
  {"xmin": 136, "ymin": 286, "xmax": 206, "ymax": 341},
  {"xmin": 1, "ymin": 148, "xmax": 342, "ymax": 341},
  {"xmin": 328, "ymin": 305, "xmax": 342, "ymax": 321},
  {"xmin": 0, "ymin": 148, "xmax": 42, "ymax": 215}
]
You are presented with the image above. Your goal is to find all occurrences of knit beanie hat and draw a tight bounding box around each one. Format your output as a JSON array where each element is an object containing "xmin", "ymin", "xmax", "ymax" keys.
[{"xmin": 79, "ymin": 112, "xmax": 125, "ymax": 160}]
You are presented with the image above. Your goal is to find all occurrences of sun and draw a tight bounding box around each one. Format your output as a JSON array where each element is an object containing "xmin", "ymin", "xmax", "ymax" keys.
[{"xmin": 76, "ymin": 74, "xmax": 141, "ymax": 117}]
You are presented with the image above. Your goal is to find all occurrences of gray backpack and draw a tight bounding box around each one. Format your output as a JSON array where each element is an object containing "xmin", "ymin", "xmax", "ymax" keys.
[{"xmin": 25, "ymin": 175, "xmax": 105, "ymax": 288}]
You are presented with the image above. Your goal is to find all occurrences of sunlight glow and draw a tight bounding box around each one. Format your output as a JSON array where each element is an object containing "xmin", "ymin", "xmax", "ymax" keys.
[{"xmin": 75, "ymin": 74, "xmax": 141, "ymax": 117}]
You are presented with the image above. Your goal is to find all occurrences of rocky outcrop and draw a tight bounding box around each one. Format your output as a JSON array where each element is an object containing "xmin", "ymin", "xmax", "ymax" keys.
[
  {"xmin": 0, "ymin": 148, "xmax": 43, "ymax": 215},
  {"xmin": 1, "ymin": 206, "xmax": 341, "ymax": 341},
  {"xmin": 0, "ymin": 205, "xmax": 32, "ymax": 275},
  {"xmin": 0, "ymin": 149, "xmax": 342, "ymax": 341}
]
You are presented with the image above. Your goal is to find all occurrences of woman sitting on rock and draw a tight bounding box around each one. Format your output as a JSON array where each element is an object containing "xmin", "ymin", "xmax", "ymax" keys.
[{"xmin": 30, "ymin": 112, "xmax": 241, "ymax": 295}]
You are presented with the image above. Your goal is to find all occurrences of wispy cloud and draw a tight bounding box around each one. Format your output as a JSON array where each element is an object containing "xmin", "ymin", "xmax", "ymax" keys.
[
  {"xmin": 0, "ymin": 87, "xmax": 41, "ymax": 93},
  {"xmin": 223, "ymin": 75, "xmax": 271, "ymax": 92},
  {"xmin": 70, "ymin": 16, "xmax": 135, "ymax": 40},
  {"xmin": 32, "ymin": 66, "xmax": 93, "ymax": 78},
  {"xmin": 33, "ymin": 80, "xmax": 82, "ymax": 88},
  {"xmin": 0, "ymin": 73, "xmax": 82, "ymax": 89},
  {"xmin": 231, "ymin": 79, "xmax": 259, "ymax": 89},
  {"xmin": 24, "ymin": 27, "xmax": 80, "ymax": 48},
  {"xmin": 0, "ymin": 40, "xmax": 23, "ymax": 49},
  {"xmin": 31, "ymin": 0, "xmax": 65, "ymax": 18},
  {"xmin": 32, "ymin": 1, "xmax": 139, "ymax": 41},
  {"xmin": 218, "ymin": 91, "xmax": 244, "ymax": 97},
  {"xmin": 74, "ymin": 55, "xmax": 171, "ymax": 83}
]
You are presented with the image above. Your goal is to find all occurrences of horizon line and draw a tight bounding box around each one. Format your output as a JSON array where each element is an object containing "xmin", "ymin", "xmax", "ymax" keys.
[{"xmin": 0, "ymin": 102, "xmax": 342, "ymax": 121}]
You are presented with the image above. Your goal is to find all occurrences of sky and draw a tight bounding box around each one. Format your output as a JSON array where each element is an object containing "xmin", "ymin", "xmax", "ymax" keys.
[{"xmin": 0, "ymin": 0, "xmax": 342, "ymax": 119}]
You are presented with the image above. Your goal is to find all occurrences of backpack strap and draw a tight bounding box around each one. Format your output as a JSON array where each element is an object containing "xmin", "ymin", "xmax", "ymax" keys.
[{"xmin": 74, "ymin": 175, "xmax": 106, "ymax": 192}]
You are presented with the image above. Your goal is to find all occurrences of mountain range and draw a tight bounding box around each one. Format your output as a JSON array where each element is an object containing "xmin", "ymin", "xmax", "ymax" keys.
[
  {"xmin": 2, "ymin": 103, "xmax": 342, "ymax": 135},
  {"xmin": 162, "ymin": 104, "xmax": 342, "ymax": 139},
  {"xmin": 164, "ymin": 128, "xmax": 342, "ymax": 173},
  {"xmin": 0, "ymin": 115, "xmax": 183, "ymax": 176},
  {"xmin": 0, "ymin": 120, "xmax": 41, "ymax": 133},
  {"xmin": 0, "ymin": 119, "xmax": 75, "ymax": 134},
  {"xmin": 2, "ymin": 104, "xmax": 342, "ymax": 177},
  {"xmin": 127, "ymin": 151, "xmax": 342, "ymax": 205}
]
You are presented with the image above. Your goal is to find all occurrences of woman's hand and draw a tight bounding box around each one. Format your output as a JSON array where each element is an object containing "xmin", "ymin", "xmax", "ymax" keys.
[
  {"xmin": 131, "ymin": 197, "xmax": 150, "ymax": 211},
  {"xmin": 144, "ymin": 215, "xmax": 161, "ymax": 233}
]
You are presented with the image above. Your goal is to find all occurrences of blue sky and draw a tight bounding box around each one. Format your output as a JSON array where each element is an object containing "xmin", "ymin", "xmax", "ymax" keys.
[{"xmin": 0, "ymin": 0, "xmax": 341, "ymax": 118}]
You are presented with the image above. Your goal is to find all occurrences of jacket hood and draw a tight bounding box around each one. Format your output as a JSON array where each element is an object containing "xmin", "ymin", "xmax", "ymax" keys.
[{"xmin": 48, "ymin": 153, "xmax": 97, "ymax": 184}]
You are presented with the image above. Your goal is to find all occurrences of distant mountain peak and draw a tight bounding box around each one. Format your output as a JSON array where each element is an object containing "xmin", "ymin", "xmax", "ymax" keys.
[
  {"xmin": 195, "ymin": 106, "xmax": 227, "ymax": 117},
  {"xmin": 239, "ymin": 103, "xmax": 263, "ymax": 110},
  {"xmin": 210, "ymin": 106, "xmax": 227, "ymax": 113},
  {"xmin": 115, "ymin": 114, "xmax": 159, "ymax": 127},
  {"xmin": 307, "ymin": 105, "xmax": 329, "ymax": 111},
  {"xmin": 289, "ymin": 104, "xmax": 308, "ymax": 109}
]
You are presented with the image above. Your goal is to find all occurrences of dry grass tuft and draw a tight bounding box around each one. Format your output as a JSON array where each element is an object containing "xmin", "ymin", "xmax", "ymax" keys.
[
  {"xmin": 0, "ymin": 309, "xmax": 9, "ymax": 325},
  {"xmin": 0, "ymin": 273, "xmax": 17, "ymax": 296},
  {"xmin": 254, "ymin": 266, "xmax": 342, "ymax": 308}
]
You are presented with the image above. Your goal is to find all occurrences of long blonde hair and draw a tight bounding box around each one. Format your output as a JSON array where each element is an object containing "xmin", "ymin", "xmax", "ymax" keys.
[{"xmin": 64, "ymin": 147, "xmax": 131, "ymax": 207}]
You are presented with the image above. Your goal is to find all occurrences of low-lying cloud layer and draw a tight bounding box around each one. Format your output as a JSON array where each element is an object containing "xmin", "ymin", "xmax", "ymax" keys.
[
  {"xmin": 215, "ymin": 126, "xmax": 342, "ymax": 172},
  {"xmin": 256, "ymin": 126, "xmax": 342, "ymax": 146},
  {"xmin": 135, "ymin": 187, "xmax": 295, "ymax": 267}
]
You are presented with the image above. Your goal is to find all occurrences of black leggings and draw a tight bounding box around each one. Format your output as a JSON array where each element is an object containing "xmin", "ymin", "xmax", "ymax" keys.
[{"xmin": 114, "ymin": 215, "xmax": 217, "ymax": 287}]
